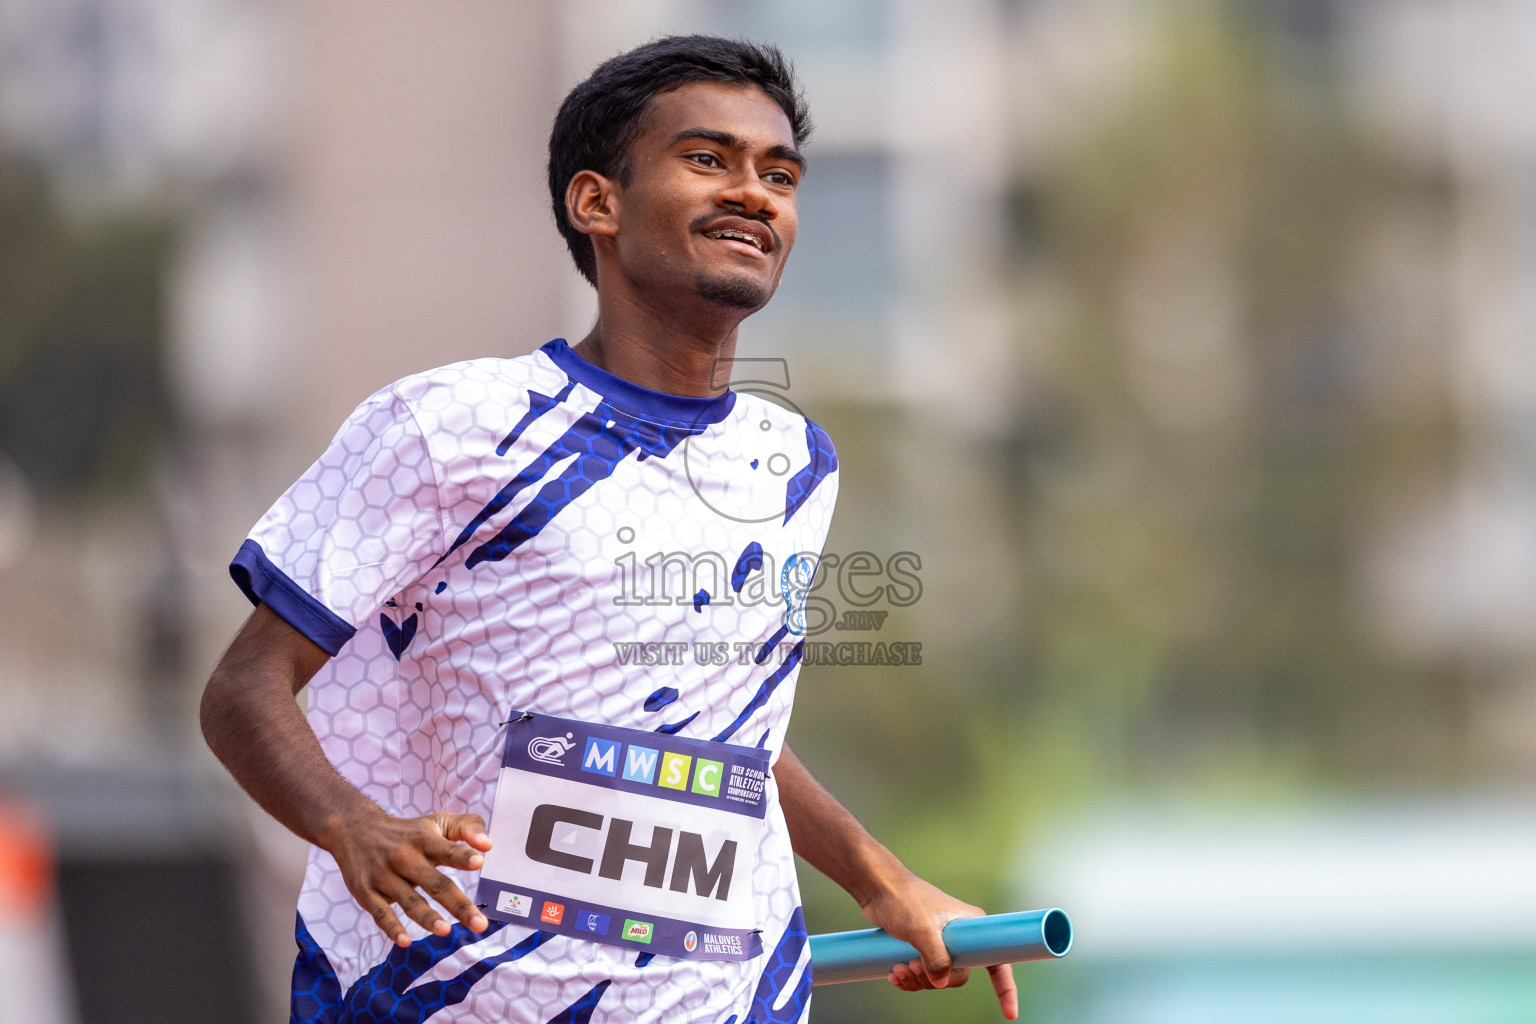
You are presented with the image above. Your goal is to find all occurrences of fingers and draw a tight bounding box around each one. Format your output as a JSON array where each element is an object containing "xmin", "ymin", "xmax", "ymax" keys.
[
  {"xmin": 889, "ymin": 960, "xmax": 925, "ymax": 992},
  {"xmin": 988, "ymin": 963, "xmax": 1019, "ymax": 1021},
  {"xmin": 358, "ymin": 867, "xmax": 488, "ymax": 943},
  {"xmin": 909, "ymin": 924, "xmax": 955, "ymax": 988},
  {"xmin": 421, "ymin": 830, "xmax": 486, "ymax": 872},
  {"xmin": 435, "ymin": 812, "xmax": 493, "ymax": 852},
  {"xmin": 868, "ymin": 879, "xmax": 1006, "ymax": 1010},
  {"xmin": 380, "ymin": 875, "xmax": 451, "ymax": 937},
  {"xmin": 345, "ymin": 814, "xmax": 494, "ymax": 948},
  {"xmin": 359, "ymin": 890, "xmax": 412, "ymax": 948},
  {"xmin": 357, "ymin": 865, "xmax": 488, "ymax": 946},
  {"xmin": 402, "ymin": 858, "xmax": 488, "ymax": 933},
  {"xmin": 888, "ymin": 959, "xmax": 970, "ymax": 992}
]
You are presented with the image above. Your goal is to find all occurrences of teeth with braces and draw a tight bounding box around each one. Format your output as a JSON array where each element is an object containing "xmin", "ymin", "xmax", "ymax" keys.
[{"xmin": 705, "ymin": 228, "xmax": 765, "ymax": 251}]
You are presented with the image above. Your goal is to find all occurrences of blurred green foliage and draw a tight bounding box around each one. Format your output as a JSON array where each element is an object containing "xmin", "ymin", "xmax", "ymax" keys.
[
  {"xmin": 787, "ymin": 5, "xmax": 1463, "ymax": 1021},
  {"xmin": 1008, "ymin": 3, "xmax": 1460, "ymax": 789},
  {"xmin": 0, "ymin": 157, "xmax": 173, "ymax": 496}
]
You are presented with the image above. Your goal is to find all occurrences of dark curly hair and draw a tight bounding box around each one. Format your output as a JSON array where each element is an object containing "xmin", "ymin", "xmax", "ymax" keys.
[{"xmin": 548, "ymin": 35, "xmax": 813, "ymax": 286}]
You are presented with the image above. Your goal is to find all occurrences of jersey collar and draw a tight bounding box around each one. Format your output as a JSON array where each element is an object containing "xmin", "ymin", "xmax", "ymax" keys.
[{"xmin": 540, "ymin": 338, "xmax": 737, "ymax": 426}]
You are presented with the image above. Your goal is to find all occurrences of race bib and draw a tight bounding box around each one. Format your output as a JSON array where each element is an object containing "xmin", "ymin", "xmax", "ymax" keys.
[{"xmin": 476, "ymin": 712, "xmax": 770, "ymax": 961}]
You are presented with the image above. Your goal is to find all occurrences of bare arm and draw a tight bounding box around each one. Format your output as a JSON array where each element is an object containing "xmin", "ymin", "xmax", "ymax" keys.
[
  {"xmin": 776, "ymin": 743, "xmax": 1018, "ymax": 1020},
  {"xmin": 200, "ymin": 604, "xmax": 491, "ymax": 946}
]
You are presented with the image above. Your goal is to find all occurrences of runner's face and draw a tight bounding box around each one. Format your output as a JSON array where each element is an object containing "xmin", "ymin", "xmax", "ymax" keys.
[{"xmin": 613, "ymin": 82, "xmax": 802, "ymax": 312}]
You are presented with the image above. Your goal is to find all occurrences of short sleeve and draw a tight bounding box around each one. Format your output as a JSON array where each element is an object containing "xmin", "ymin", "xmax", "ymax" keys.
[{"xmin": 230, "ymin": 390, "xmax": 445, "ymax": 655}]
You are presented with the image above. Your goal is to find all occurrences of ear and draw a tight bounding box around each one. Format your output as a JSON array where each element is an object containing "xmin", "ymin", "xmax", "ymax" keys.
[{"xmin": 565, "ymin": 170, "xmax": 620, "ymax": 240}]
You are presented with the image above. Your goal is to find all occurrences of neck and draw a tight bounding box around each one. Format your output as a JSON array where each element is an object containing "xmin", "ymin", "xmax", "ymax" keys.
[{"xmin": 571, "ymin": 270, "xmax": 747, "ymax": 398}]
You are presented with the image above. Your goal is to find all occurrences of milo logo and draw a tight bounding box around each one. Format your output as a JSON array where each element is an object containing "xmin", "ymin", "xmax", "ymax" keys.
[{"xmin": 623, "ymin": 919, "xmax": 653, "ymax": 944}]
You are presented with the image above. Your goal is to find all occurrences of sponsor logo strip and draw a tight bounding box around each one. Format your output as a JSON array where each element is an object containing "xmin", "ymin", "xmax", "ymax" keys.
[
  {"xmin": 501, "ymin": 713, "xmax": 770, "ymax": 819},
  {"xmin": 575, "ymin": 909, "xmax": 610, "ymax": 936},
  {"xmin": 475, "ymin": 881, "xmax": 762, "ymax": 962},
  {"xmin": 495, "ymin": 891, "xmax": 532, "ymax": 918}
]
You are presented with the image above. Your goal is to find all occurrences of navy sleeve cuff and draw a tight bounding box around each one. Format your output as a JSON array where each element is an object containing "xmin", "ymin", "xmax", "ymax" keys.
[{"xmin": 229, "ymin": 539, "xmax": 357, "ymax": 656}]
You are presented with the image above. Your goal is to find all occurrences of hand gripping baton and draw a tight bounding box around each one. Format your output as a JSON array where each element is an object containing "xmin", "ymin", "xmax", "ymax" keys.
[{"xmin": 808, "ymin": 909, "xmax": 1073, "ymax": 986}]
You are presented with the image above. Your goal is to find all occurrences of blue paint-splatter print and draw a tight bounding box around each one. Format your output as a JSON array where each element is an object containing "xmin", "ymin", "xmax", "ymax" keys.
[
  {"xmin": 656, "ymin": 711, "xmax": 700, "ymax": 735},
  {"xmin": 380, "ymin": 612, "xmax": 419, "ymax": 660},
  {"xmin": 644, "ymin": 687, "xmax": 679, "ymax": 712},
  {"xmin": 542, "ymin": 980, "xmax": 611, "ymax": 1024},
  {"xmin": 782, "ymin": 420, "xmax": 837, "ymax": 525},
  {"xmin": 743, "ymin": 908, "xmax": 812, "ymax": 1023},
  {"xmin": 713, "ymin": 640, "xmax": 805, "ymax": 742},
  {"xmin": 307, "ymin": 920, "xmax": 554, "ymax": 1023},
  {"xmin": 496, "ymin": 380, "xmax": 576, "ymax": 455},
  {"xmin": 731, "ymin": 542, "xmax": 764, "ymax": 593},
  {"xmin": 462, "ymin": 406, "xmax": 701, "ymax": 570},
  {"xmin": 756, "ymin": 624, "xmax": 789, "ymax": 665}
]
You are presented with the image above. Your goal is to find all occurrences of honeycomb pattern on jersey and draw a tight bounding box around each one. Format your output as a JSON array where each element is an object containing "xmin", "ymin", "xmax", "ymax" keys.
[{"xmin": 243, "ymin": 343, "xmax": 839, "ymax": 1023}]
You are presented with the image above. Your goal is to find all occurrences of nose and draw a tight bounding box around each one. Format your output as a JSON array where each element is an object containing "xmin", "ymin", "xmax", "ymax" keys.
[{"xmin": 718, "ymin": 170, "xmax": 779, "ymax": 220}]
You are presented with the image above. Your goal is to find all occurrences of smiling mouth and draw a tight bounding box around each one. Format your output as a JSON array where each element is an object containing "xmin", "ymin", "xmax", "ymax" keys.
[{"xmin": 704, "ymin": 227, "xmax": 767, "ymax": 252}]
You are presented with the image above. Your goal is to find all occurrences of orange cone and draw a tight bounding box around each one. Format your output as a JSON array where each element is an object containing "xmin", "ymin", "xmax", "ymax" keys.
[{"xmin": 0, "ymin": 796, "xmax": 77, "ymax": 1024}]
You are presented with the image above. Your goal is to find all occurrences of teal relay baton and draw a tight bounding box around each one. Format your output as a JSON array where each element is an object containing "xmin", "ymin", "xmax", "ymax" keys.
[{"xmin": 808, "ymin": 909, "xmax": 1072, "ymax": 986}]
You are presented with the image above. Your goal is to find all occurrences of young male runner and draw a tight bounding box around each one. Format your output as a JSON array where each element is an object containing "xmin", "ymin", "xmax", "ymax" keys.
[{"xmin": 201, "ymin": 35, "xmax": 1017, "ymax": 1023}]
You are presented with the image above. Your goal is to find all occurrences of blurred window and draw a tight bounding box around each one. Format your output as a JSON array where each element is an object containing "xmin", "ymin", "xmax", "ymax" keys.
[
  {"xmin": 705, "ymin": 0, "xmax": 888, "ymax": 52},
  {"xmin": 774, "ymin": 150, "xmax": 895, "ymax": 319}
]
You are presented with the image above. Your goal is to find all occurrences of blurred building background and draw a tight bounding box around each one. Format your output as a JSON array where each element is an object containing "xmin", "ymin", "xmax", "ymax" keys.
[{"xmin": 1, "ymin": 0, "xmax": 1535, "ymax": 1021}]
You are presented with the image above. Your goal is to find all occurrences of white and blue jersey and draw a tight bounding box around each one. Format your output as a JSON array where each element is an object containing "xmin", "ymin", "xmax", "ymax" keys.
[{"xmin": 230, "ymin": 339, "xmax": 839, "ymax": 1024}]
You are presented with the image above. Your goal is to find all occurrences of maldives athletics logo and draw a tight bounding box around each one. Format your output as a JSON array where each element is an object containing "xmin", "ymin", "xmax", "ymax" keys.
[
  {"xmin": 683, "ymin": 930, "xmax": 698, "ymax": 953},
  {"xmin": 528, "ymin": 731, "xmax": 576, "ymax": 766}
]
